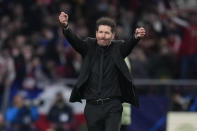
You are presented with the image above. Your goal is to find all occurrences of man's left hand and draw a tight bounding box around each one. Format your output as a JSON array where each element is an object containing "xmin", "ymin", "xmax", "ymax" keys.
[{"xmin": 134, "ymin": 27, "xmax": 146, "ymax": 39}]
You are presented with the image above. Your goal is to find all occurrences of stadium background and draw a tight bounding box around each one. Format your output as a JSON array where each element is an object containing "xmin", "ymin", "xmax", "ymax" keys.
[{"xmin": 0, "ymin": 0, "xmax": 197, "ymax": 131}]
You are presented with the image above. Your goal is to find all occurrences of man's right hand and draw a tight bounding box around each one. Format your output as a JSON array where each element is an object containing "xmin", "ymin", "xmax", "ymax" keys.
[{"xmin": 59, "ymin": 12, "xmax": 69, "ymax": 28}]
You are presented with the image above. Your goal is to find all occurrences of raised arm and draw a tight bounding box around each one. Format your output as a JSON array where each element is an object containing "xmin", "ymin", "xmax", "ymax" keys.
[
  {"xmin": 120, "ymin": 27, "xmax": 146, "ymax": 58},
  {"xmin": 59, "ymin": 12, "xmax": 88, "ymax": 56}
]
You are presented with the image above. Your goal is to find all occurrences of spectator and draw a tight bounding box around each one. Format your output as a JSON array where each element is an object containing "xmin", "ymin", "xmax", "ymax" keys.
[
  {"xmin": 5, "ymin": 94, "xmax": 39, "ymax": 131},
  {"xmin": 47, "ymin": 92, "xmax": 74, "ymax": 131}
]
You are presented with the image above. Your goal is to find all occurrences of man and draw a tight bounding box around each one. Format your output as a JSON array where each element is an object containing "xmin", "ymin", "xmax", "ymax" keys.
[
  {"xmin": 47, "ymin": 92, "xmax": 74, "ymax": 131},
  {"xmin": 5, "ymin": 94, "xmax": 39, "ymax": 131},
  {"xmin": 59, "ymin": 12, "xmax": 145, "ymax": 131}
]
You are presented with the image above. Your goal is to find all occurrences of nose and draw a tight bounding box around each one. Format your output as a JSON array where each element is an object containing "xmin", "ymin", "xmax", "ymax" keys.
[{"xmin": 101, "ymin": 33, "xmax": 105, "ymax": 38}]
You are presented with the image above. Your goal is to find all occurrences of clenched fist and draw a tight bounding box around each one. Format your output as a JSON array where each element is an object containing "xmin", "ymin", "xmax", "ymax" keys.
[
  {"xmin": 134, "ymin": 27, "xmax": 146, "ymax": 39},
  {"xmin": 59, "ymin": 12, "xmax": 69, "ymax": 27}
]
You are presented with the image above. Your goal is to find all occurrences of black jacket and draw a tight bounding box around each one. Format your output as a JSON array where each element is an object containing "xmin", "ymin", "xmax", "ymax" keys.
[{"xmin": 63, "ymin": 28, "xmax": 139, "ymax": 108}]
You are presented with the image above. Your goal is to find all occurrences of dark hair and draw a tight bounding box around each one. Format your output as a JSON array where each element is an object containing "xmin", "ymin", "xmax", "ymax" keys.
[{"xmin": 96, "ymin": 17, "xmax": 116, "ymax": 33}]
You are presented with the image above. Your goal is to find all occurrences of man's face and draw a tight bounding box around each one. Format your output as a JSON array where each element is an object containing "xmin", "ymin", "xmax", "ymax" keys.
[
  {"xmin": 14, "ymin": 95, "xmax": 24, "ymax": 108},
  {"xmin": 96, "ymin": 25, "xmax": 115, "ymax": 46}
]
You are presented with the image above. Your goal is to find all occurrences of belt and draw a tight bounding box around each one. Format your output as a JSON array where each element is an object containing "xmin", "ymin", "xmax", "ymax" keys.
[
  {"xmin": 87, "ymin": 98, "xmax": 111, "ymax": 105},
  {"xmin": 86, "ymin": 97, "xmax": 121, "ymax": 105}
]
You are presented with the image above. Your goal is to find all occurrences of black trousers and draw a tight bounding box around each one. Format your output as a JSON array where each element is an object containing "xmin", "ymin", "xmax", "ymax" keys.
[{"xmin": 84, "ymin": 99, "xmax": 123, "ymax": 131}]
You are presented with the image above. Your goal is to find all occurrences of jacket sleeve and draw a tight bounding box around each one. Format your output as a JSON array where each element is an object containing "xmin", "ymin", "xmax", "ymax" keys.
[
  {"xmin": 119, "ymin": 36, "xmax": 140, "ymax": 58},
  {"xmin": 5, "ymin": 108, "xmax": 18, "ymax": 123},
  {"xmin": 63, "ymin": 28, "xmax": 89, "ymax": 56}
]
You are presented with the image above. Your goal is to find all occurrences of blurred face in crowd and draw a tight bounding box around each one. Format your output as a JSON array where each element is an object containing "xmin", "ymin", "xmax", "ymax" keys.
[
  {"xmin": 96, "ymin": 25, "xmax": 115, "ymax": 46},
  {"xmin": 14, "ymin": 95, "xmax": 24, "ymax": 108}
]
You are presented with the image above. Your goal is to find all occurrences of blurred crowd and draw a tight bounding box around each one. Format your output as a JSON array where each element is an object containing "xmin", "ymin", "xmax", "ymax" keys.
[
  {"xmin": 0, "ymin": 0, "xmax": 197, "ymax": 130},
  {"xmin": 0, "ymin": 92, "xmax": 75, "ymax": 131}
]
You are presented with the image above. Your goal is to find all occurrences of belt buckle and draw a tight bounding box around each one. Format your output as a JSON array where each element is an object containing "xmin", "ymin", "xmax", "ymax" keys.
[{"xmin": 96, "ymin": 98, "xmax": 104, "ymax": 105}]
